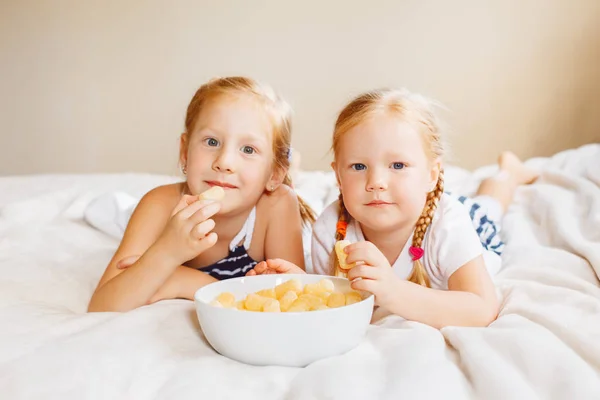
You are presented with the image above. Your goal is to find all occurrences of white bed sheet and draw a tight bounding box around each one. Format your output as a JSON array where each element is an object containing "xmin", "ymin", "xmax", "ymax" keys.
[{"xmin": 0, "ymin": 144, "xmax": 599, "ymax": 399}]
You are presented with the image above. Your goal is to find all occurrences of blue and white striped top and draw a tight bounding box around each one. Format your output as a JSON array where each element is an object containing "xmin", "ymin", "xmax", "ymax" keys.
[{"xmin": 198, "ymin": 207, "xmax": 259, "ymax": 280}]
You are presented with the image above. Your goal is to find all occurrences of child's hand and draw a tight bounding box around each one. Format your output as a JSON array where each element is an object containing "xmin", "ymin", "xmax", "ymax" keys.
[
  {"xmin": 153, "ymin": 195, "xmax": 220, "ymax": 266},
  {"xmin": 345, "ymin": 241, "xmax": 401, "ymax": 308},
  {"xmin": 246, "ymin": 258, "xmax": 305, "ymax": 276}
]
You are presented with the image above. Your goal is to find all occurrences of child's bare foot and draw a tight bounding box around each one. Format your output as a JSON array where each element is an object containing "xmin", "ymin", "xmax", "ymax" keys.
[{"xmin": 498, "ymin": 151, "xmax": 539, "ymax": 185}]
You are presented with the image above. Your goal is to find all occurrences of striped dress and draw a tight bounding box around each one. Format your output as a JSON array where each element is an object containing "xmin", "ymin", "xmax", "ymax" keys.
[{"xmin": 198, "ymin": 207, "xmax": 259, "ymax": 280}]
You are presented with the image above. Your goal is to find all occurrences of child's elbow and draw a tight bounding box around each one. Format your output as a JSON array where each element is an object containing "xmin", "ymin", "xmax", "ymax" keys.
[
  {"xmin": 87, "ymin": 301, "xmax": 104, "ymax": 313},
  {"xmin": 87, "ymin": 296, "xmax": 129, "ymax": 313},
  {"xmin": 477, "ymin": 301, "xmax": 500, "ymax": 327},
  {"xmin": 87, "ymin": 299, "xmax": 113, "ymax": 313}
]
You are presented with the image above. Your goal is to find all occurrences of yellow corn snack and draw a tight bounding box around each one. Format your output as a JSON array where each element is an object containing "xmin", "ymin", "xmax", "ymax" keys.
[
  {"xmin": 209, "ymin": 278, "xmax": 365, "ymax": 312},
  {"xmin": 216, "ymin": 292, "xmax": 236, "ymax": 308},
  {"xmin": 345, "ymin": 291, "xmax": 363, "ymax": 305},
  {"xmin": 198, "ymin": 186, "xmax": 225, "ymax": 201},
  {"xmin": 274, "ymin": 278, "xmax": 303, "ymax": 299},
  {"xmin": 298, "ymin": 293, "xmax": 325, "ymax": 310},
  {"xmin": 256, "ymin": 288, "xmax": 277, "ymax": 299},
  {"xmin": 262, "ymin": 299, "xmax": 281, "ymax": 312},
  {"xmin": 287, "ymin": 299, "xmax": 311, "ymax": 312},
  {"xmin": 302, "ymin": 283, "xmax": 321, "ymax": 295},
  {"xmin": 318, "ymin": 278, "xmax": 335, "ymax": 292},
  {"xmin": 279, "ymin": 290, "xmax": 298, "ymax": 312},
  {"xmin": 327, "ymin": 292, "xmax": 346, "ymax": 308},
  {"xmin": 314, "ymin": 291, "xmax": 331, "ymax": 303},
  {"xmin": 244, "ymin": 293, "xmax": 269, "ymax": 312},
  {"xmin": 335, "ymin": 240, "xmax": 354, "ymax": 271}
]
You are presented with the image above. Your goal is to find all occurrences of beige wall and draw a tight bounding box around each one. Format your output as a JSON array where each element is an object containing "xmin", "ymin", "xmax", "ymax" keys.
[{"xmin": 1, "ymin": 0, "xmax": 599, "ymax": 176}]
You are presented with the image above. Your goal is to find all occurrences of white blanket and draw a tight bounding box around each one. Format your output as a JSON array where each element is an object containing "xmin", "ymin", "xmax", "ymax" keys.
[{"xmin": 1, "ymin": 145, "xmax": 599, "ymax": 399}]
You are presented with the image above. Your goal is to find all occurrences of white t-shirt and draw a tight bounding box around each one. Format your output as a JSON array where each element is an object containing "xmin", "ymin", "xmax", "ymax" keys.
[{"xmin": 310, "ymin": 194, "xmax": 502, "ymax": 290}]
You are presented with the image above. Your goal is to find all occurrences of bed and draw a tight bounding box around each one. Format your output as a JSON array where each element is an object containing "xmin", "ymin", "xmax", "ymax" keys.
[{"xmin": 1, "ymin": 144, "xmax": 599, "ymax": 399}]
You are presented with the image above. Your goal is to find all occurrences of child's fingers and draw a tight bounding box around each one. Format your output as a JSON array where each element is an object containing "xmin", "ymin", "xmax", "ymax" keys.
[
  {"xmin": 350, "ymin": 277, "xmax": 376, "ymax": 293},
  {"xmin": 251, "ymin": 261, "xmax": 269, "ymax": 275},
  {"xmin": 191, "ymin": 219, "xmax": 216, "ymax": 240},
  {"xmin": 245, "ymin": 269, "xmax": 257, "ymax": 276},
  {"xmin": 347, "ymin": 264, "xmax": 380, "ymax": 281},
  {"xmin": 346, "ymin": 243, "xmax": 385, "ymax": 267},
  {"xmin": 345, "ymin": 247, "xmax": 373, "ymax": 266},
  {"xmin": 343, "ymin": 241, "xmax": 370, "ymax": 254},
  {"xmin": 175, "ymin": 198, "xmax": 216, "ymax": 221},
  {"xmin": 196, "ymin": 232, "xmax": 218, "ymax": 253},
  {"xmin": 171, "ymin": 194, "xmax": 200, "ymax": 216},
  {"xmin": 264, "ymin": 259, "xmax": 289, "ymax": 272},
  {"xmin": 187, "ymin": 201, "xmax": 221, "ymax": 224},
  {"xmin": 171, "ymin": 195, "xmax": 200, "ymax": 218},
  {"xmin": 116, "ymin": 255, "xmax": 141, "ymax": 269},
  {"xmin": 265, "ymin": 258, "xmax": 299, "ymax": 273},
  {"xmin": 246, "ymin": 259, "xmax": 301, "ymax": 276}
]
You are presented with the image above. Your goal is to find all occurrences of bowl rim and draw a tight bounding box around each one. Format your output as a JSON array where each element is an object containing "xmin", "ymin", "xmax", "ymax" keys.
[{"xmin": 194, "ymin": 273, "xmax": 375, "ymax": 315}]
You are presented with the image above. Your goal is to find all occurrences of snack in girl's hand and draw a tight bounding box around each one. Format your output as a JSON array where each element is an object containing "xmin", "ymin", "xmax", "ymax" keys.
[
  {"xmin": 209, "ymin": 278, "xmax": 364, "ymax": 312},
  {"xmin": 335, "ymin": 240, "xmax": 354, "ymax": 271},
  {"xmin": 198, "ymin": 186, "xmax": 225, "ymax": 201}
]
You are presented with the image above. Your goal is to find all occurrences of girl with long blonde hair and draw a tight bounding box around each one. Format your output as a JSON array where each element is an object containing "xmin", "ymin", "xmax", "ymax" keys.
[{"xmin": 248, "ymin": 88, "xmax": 538, "ymax": 328}]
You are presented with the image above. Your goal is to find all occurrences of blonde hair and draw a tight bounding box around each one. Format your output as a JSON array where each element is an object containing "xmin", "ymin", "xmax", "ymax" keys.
[
  {"xmin": 331, "ymin": 88, "xmax": 445, "ymax": 287},
  {"xmin": 183, "ymin": 76, "xmax": 315, "ymax": 224}
]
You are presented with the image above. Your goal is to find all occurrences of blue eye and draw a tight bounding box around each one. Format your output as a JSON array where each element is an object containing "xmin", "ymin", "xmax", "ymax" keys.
[
  {"xmin": 242, "ymin": 146, "xmax": 255, "ymax": 155},
  {"xmin": 351, "ymin": 163, "xmax": 366, "ymax": 171},
  {"xmin": 205, "ymin": 138, "xmax": 219, "ymax": 147},
  {"xmin": 391, "ymin": 162, "xmax": 405, "ymax": 170}
]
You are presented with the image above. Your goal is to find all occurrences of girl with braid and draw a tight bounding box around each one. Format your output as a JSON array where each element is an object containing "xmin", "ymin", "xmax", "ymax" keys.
[{"xmin": 247, "ymin": 88, "xmax": 539, "ymax": 328}]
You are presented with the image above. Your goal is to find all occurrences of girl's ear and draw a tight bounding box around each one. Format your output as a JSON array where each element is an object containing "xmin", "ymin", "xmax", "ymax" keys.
[
  {"xmin": 429, "ymin": 159, "xmax": 442, "ymax": 192},
  {"xmin": 266, "ymin": 165, "xmax": 287, "ymax": 192},
  {"xmin": 179, "ymin": 133, "xmax": 189, "ymax": 169}
]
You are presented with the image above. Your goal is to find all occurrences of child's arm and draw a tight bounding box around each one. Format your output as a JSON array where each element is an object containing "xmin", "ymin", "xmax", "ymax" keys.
[
  {"xmin": 346, "ymin": 242, "xmax": 499, "ymax": 329},
  {"xmin": 114, "ymin": 257, "xmax": 218, "ymax": 303},
  {"xmin": 389, "ymin": 257, "xmax": 498, "ymax": 328},
  {"xmin": 148, "ymin": 266, "xmax": 218, "ymax": 303},
  {"xmin": 389, "ymin": 256, "xmax": 499, "ymax": 329},
  {"xmin": 88, "ymin": 186, "xmax": 219, "ymax": 312},
  {"xmin": 262, "ymin": 186, "xmax": 306, "ymax": 269}
]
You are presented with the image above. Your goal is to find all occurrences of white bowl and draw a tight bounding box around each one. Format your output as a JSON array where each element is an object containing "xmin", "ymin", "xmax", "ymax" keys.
[{"xmin": 194, "ymin": 274, "xmax": 374, "ymax": 367}]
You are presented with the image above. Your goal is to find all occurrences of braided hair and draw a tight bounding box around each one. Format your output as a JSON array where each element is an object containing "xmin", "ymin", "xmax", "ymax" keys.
[{"xmin": 330, "ymin": 88, "xmax": 446, "ymax": 287}]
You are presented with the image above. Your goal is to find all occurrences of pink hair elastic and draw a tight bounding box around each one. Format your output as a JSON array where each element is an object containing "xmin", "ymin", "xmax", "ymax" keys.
[{"xmin": 409, "ymin": 246, "xmax": 424, "ymax": 261}]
